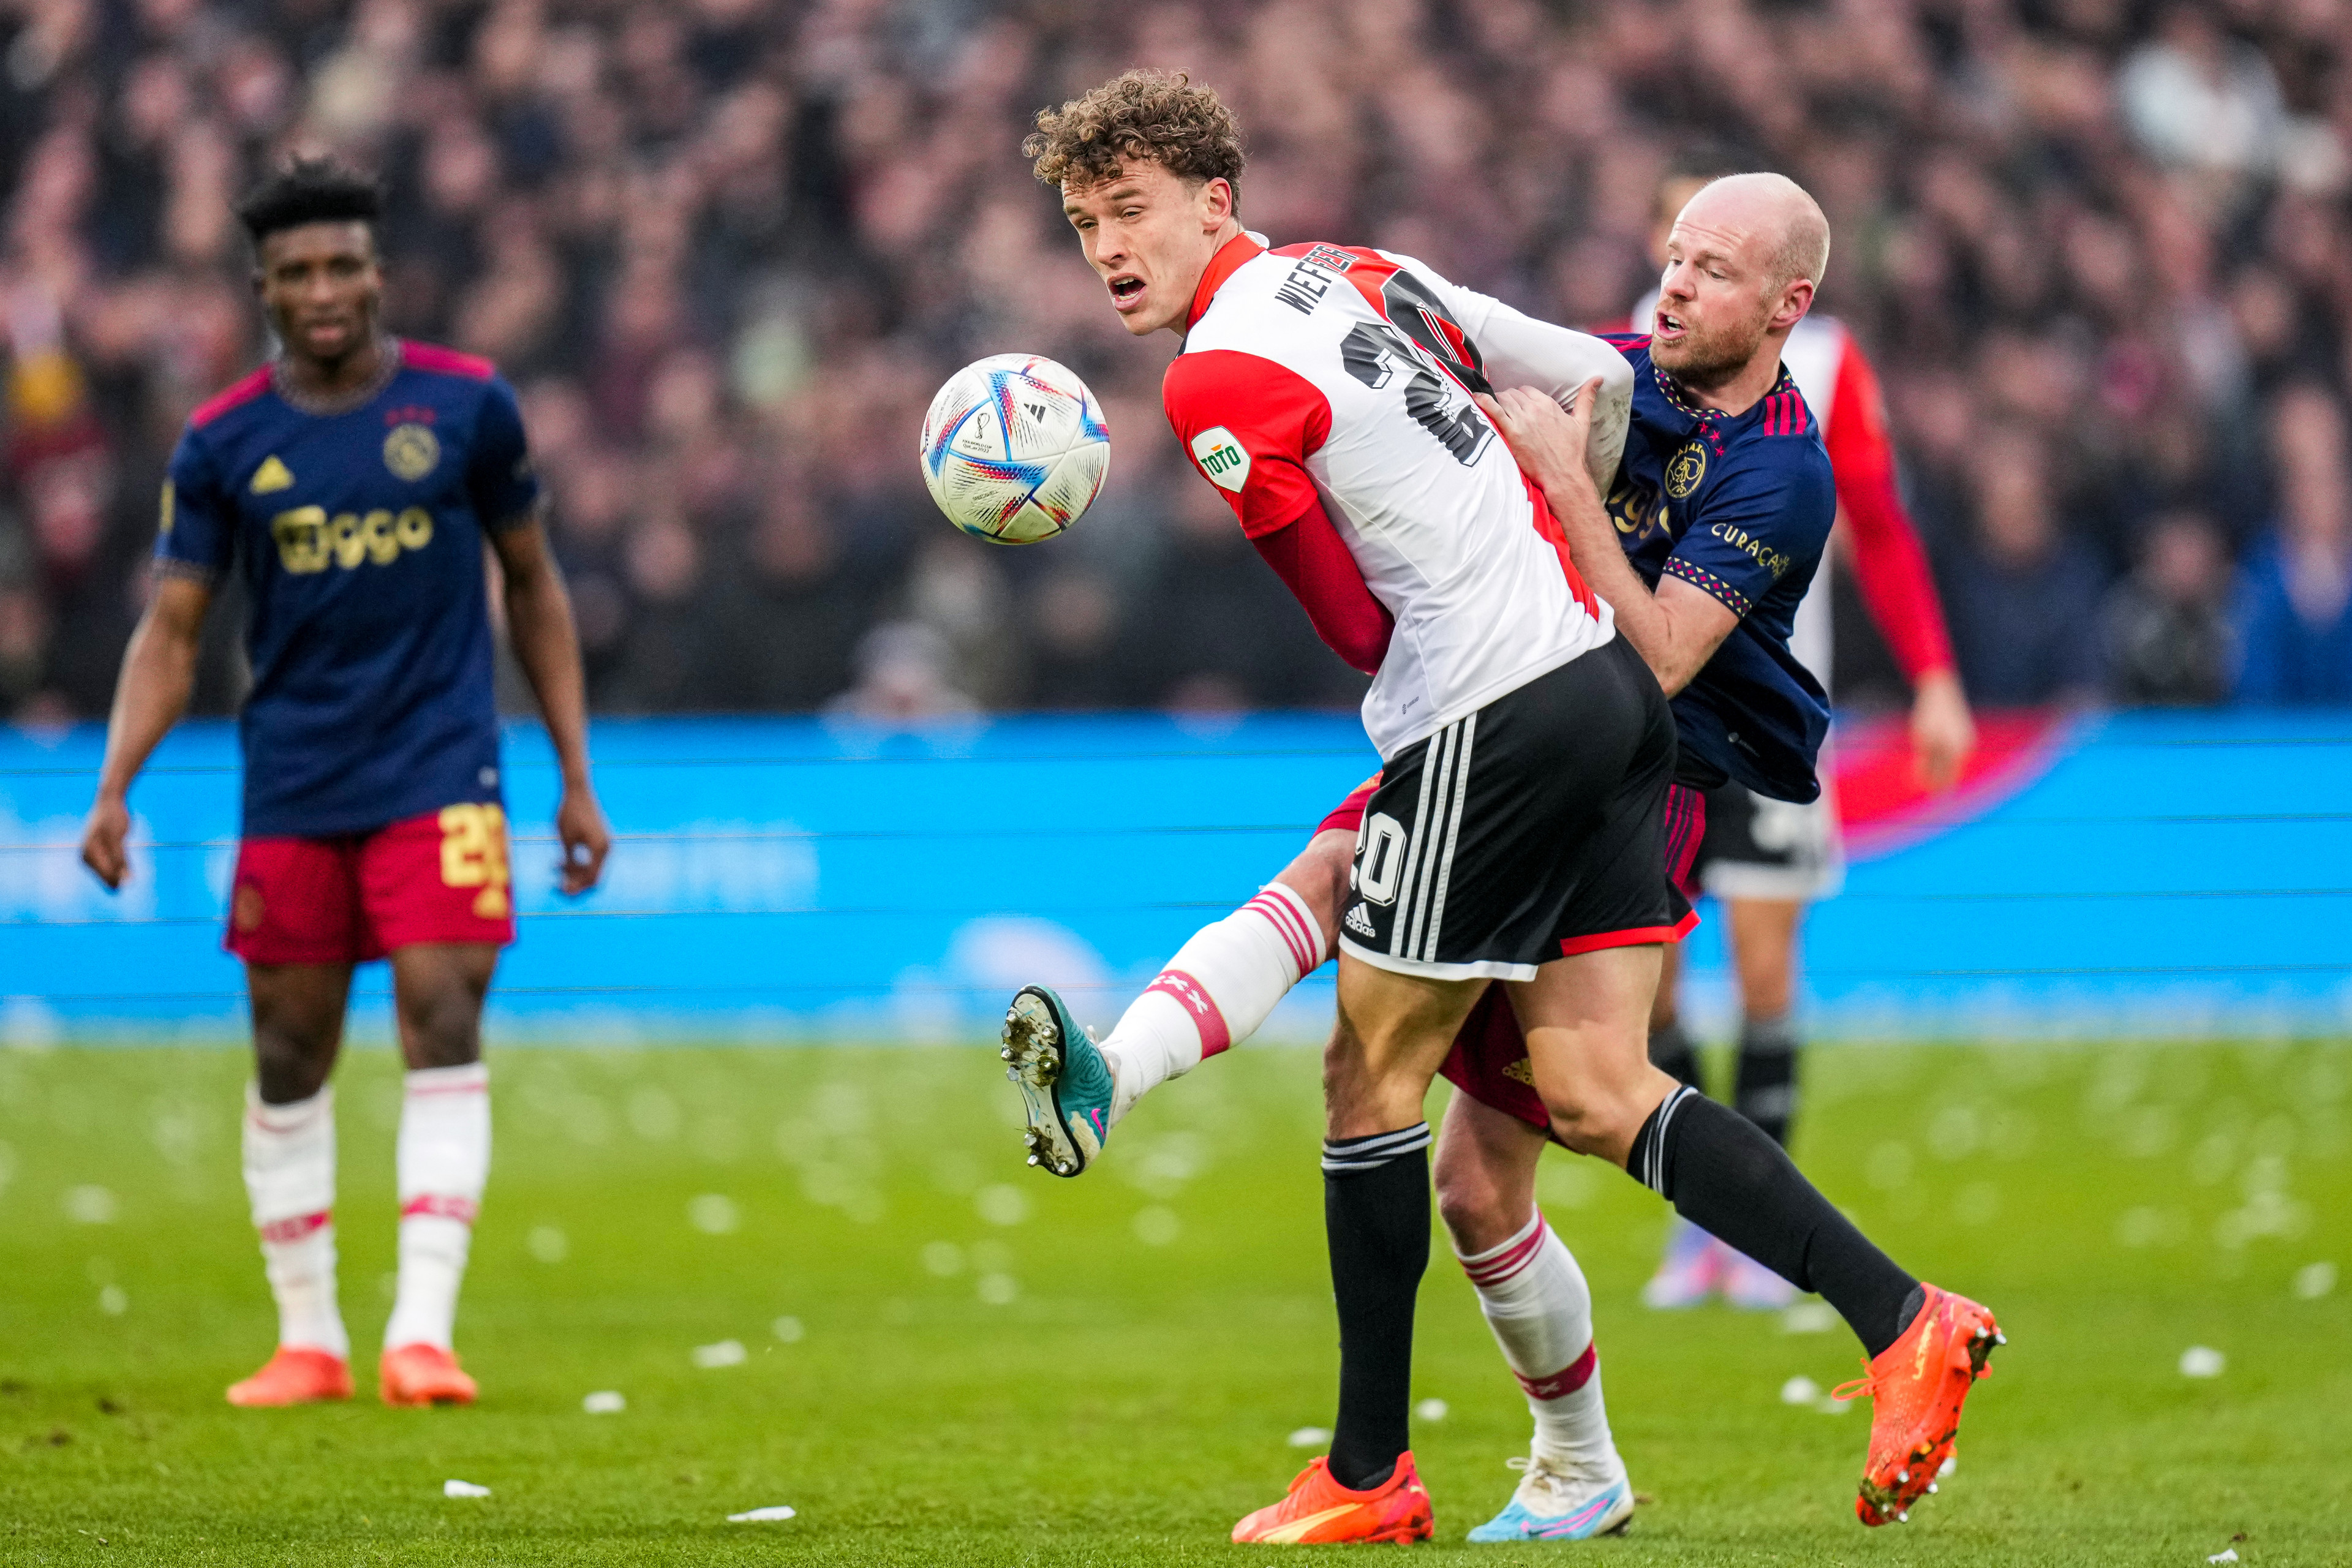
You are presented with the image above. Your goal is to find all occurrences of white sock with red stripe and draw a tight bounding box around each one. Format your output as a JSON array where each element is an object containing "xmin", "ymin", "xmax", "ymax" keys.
[
  {"xmin": 1458, "ymin": 1209, "xmax": 1615, "ymax": 1469},
  {"xmin": 1101, "ymin": 881, "xmax": 1325, "ymax": 1128},
  {"xmin": 242, "ymin": 1083, "xmax": 349, "ymax": 1359},
  {"xmin": 384, "ymin": 1062, "xmax": 490, "ymax": 1352}
]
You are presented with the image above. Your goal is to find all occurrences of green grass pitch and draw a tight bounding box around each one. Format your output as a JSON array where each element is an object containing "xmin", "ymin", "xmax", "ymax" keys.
[{"xmin": 2, "ymin": 1038, "xmax": 2347, "ymax": 1566}]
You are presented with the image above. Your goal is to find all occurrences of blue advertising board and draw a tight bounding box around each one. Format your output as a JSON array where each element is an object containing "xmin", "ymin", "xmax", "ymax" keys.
[{"xmin": 1, "ymin": 710, "xmax": 2345, "ymax": 1044}]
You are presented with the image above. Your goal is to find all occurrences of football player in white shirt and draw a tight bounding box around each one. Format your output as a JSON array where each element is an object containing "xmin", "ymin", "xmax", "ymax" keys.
[{"xmin": 1000, "ymin": 72, "xmax": 2000, "ymax": 1544}]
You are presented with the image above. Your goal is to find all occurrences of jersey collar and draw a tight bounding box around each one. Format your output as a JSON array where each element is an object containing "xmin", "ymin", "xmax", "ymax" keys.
[{"xmin": 1185, "ymin": 232, "xmax": 1266, "ymax": 332}]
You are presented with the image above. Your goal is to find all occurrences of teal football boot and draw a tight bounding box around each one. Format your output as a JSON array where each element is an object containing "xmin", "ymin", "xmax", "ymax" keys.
[{"xmin": 1001, "ymin": 984, "xmax": 1112, "ymax": 1177}]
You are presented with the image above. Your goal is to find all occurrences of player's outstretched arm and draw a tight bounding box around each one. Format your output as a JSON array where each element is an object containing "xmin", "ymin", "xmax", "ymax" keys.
[
  {"xmin": 490, "ymin": 519, "xmax": 609, "ymax": 895},
  {"xmin": 1476, "ymin": 383, "xmax": 1736, "ymax": 696},
  {"xmin": 81, "ymin": 573, "xmax": 213, "ymax": 889}
]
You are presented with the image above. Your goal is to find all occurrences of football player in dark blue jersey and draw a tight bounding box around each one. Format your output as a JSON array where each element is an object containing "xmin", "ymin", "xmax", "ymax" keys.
[
  {"xmin": 78, "ymin": 159, "xmax": 609, "ymax": 1410},
  {"xmin": 1468, "ymin": 173, "xmax": 1999, "ymax": 1531}
]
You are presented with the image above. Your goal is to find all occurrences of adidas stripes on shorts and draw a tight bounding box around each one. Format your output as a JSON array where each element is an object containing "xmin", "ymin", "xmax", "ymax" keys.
[{"xmin": 1334, "ymin": 636, "xmax": 1692, "ymax": 984}]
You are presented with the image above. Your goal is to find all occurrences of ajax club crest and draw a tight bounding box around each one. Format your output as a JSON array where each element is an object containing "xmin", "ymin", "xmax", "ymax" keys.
[
  {"xmin": 383, "ymin": 423, "xmax": 440, "ymax": 483},
  {"xmin": 1664, "ymin": 441, "xmax": 1707, "ymax": 500}
]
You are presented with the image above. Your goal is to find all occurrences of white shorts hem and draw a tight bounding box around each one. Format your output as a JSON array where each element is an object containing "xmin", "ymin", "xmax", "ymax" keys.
[{"xmin": 1336, "ymin": 935, "xmax": 1538, "ymax": 983}]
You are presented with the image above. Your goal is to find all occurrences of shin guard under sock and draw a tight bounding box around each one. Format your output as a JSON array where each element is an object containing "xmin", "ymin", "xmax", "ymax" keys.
[
  {"xmin": 1628, "ymin": 1087, "xmax": 1917, "ymax": 1357},
  {"xmin": 1732, "ymin": 1014, "xmax": 1801, "ymax": 1147},
  {"xmin": 1322, "ymin": 1124, "xmax": 1432, "ymax": 1491}
]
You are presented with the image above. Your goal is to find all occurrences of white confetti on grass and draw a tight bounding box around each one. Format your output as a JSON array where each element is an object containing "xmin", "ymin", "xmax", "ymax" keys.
[
  {"xmin": 582, "ymin": 1391, "xmax": 626, "ymax": 1414},
  {"xmin": 692, "ymin": 1339, "xmax": 748, "ymax": 1369},
  {"xmin": 2209, "ymin": 1549, "xmax": 2239, "ymax": 1564},
  {"xmin": 1780, "ymin": 1376, "xmax": 1822, "ymax": 1406},
  {"xmin": 526, "ymin": 1226, "xmax": 569, "ymax": 1264},
  {"xmin": 65, "ymin": 1185, "xmax": 117, "ymax": 1224},
  {"xmin": 727, "ymin": 1506, "xmax": 797, "ymax": 1523},
  {"xmin": 1781, "ymin": 1301, "xmax": 1839, "ymax": 1335},
  {"xmin": 771, "ymin": 1315, "xmax": 805, "ymax": 1343},
  {"xmin": 1414, "ymin": 1398, "xmax": 1448, "ymax": 1422},
  {"xmin": 1287, "ymin": 1427, "xmax": 1331, "ymax": 1449},
  {"xmin": 97, "ymin": 1285, "xmax": 127, "ymax": 1316},
  {"xmin": 688, "ymin": 1194, "xmax": 741, "ymax": 1235},
  {"xmin": 976, "ymin": 1272, "xmax": 1019, "ymax": 1306},
  {"xmin": 443, "ymin": 1479, "xmax": 491, "ymax": 1498},
  {"xmin": 975, "ymin": 1184, "xmax": 1030, "ymax": 1226},
  {"xmin": 2179, "ymin": 1346, "xmax": 2226, "ymax": 1379},
  {"xmin": 2294, "ymin": 1261, "xmax": 2336, "ymax": 1299}
]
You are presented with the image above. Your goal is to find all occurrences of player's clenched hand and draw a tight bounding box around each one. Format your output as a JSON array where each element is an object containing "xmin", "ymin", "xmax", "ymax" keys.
[
  {"xmin": 555, "ymin": 786, "xmax": 611, "ymax": 897},
  {"xmin": 1472, "ymin": 380, "xmax": 1603, "ymax": 508},
  {"xmin": 81, "ymin": 795, "xmax": 132, "ymax": 891}
]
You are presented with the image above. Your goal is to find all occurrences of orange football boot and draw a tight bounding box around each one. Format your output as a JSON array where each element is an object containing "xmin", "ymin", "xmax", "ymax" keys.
[
  {"xmin": 226, "ymin": 1346, "xmax": 353, "ymax": 1406},
  {"xmin": 1833, "ymin": 1283, "xmax": 2003, "ymax": 1525},
  {"xmin": 1232, "ymin": 1452, "xmax": 1435, "ymax": 1544},
  {"xmin": 379, "ymin": 1343, "xmax": 478, "ymax": 1406}
]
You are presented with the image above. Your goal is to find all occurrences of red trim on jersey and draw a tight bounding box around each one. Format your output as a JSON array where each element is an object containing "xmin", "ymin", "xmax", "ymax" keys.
[
  {"xmin": 1521, "ymin": 473, "xmax": 1602, "ymax": 622},
  {"xmin": 1185, "ymin": 233, "xmax": 1267, "ymax": 331},
  {"xmin": 1164, "ymin": 347, "xmax": 1393, "ymax": 673},
  {"xmin": 1251, "ymin": 502, "xmax": 1395, "ymax": 673},
  {"xmin": 1558, "ymin": 909, "xmax": 1698, "ymax": 956},
  {"xmin": 399, "ymin": 340, "xmax": 496, "ymax": 380},
  {"xmin": 1825, "ymin": 339, "xmax": 1955, "ymax": 680},
  {"xmin": 189, "ymin": 367, "xmax": 273, "ymax": 428}
]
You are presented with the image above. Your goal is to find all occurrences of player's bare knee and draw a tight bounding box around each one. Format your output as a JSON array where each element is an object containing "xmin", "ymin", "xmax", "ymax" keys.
[{"xmin": 1288, "ymin": 829, "xmax": 1356, "ymax": 946}]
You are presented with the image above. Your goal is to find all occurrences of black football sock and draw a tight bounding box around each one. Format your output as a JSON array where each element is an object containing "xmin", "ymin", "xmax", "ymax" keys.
[
  {"xmin": 1627, "ymin": 1088, "xmax": 1918, "ymax": 1358},
  {"xmin": 1646, "ymin": 1017, "xmax": 1705, "ymax": 1095},
  {"xmin": 1322, "ymin": 1123, "xmax": 1431, "ymax": 1491},
  {"xmin": 1732, "ymin": 1013, "xmax": 1801, "ymax": 1147}
]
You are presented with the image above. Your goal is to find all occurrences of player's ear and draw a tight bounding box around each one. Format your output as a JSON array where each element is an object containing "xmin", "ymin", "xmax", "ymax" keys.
[
  {"xmin": 1772, "ymin": 276, "xmax": 1815, "ymax": 331},
  {"xmin": 1200, "ymin": 176, "xmax": 1234, "ymax": 226}
]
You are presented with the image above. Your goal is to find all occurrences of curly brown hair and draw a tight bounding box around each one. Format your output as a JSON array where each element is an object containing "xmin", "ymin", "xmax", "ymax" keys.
[{"xmin": 1024, "ymin": 69, "xmax": 1245, "ymax": 202}]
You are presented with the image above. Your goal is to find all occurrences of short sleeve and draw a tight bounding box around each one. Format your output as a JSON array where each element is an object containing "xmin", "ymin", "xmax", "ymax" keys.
[
  {"xmin": 1662, "ymin": 450, "xmax": 1835, "ymax": 619},
  {"xmin": 1162, "ymin": 349, "xmax": 1332, "ymax": 540},
  {"xmin": 467, "ymin": 376, "xmax": 541, "ymax": 530},
  {"xmin": 154, "ymin": 430, "xmax": 235, "ymax": 581}
]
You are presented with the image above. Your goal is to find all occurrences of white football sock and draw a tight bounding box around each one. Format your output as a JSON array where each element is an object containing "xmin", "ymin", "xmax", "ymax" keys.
[
  {"xmin": 1459, "ymin": 1209, "xmax": 1616, "ymax": 1471},
  {"xmin": 1101, "ymin": 881, "xmax": 1325, "ymax": 1126},
  {"xmin": 384, "ymin": 1062, "xmax": 491, "ymax": 1352},
  {"xmin": 242, "ymin": 1083, "xmax": 349, "ymax": 1359}
]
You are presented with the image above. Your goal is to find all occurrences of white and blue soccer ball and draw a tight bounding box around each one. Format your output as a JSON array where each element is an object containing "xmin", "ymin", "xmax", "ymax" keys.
[{"xmin": 918, "ymin": 353, "xmax": 1109, "ymax": 545}]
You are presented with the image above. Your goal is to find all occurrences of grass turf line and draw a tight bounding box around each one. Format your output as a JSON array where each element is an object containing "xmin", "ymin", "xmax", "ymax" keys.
[{"xmin": 1, "ymin": 1040, "xmax": 2347, "ymax": 1566}]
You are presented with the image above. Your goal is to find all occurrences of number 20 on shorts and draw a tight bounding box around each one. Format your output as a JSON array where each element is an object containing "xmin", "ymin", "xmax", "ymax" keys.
[{"xmin": 438, "ymin": 804, "xmax": 512, "ymax": 919}]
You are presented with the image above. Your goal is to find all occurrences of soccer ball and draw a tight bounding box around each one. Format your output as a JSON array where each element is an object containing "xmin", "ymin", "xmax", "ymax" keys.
[{"xmin": 918, "ymin": 354, "xmax": 1110, "ymax": 545}]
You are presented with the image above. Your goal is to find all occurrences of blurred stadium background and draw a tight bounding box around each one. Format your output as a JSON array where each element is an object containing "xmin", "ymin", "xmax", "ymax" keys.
[
  {"xmin": 0, "ymin": 0, "xmax": 2348, "ymax": 1039},
  {"xmin": 2, "ymin": 4, "xmax": 2350, "ymax": 1563}
]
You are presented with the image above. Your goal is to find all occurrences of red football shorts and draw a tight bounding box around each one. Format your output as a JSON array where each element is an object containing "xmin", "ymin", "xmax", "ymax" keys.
[
  {"xmin": 1314, "ymin": 771, "xmax": 1709, "ymax": 1138},
  {"xmin": 226, "ymin": 803, "xmax": 518, "ymax": 965}
]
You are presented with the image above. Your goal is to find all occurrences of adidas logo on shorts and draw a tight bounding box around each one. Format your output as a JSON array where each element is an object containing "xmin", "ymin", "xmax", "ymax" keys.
[{"xmin": 1343, "ymin": 903, "xmax": 1378, "ymax": 938}]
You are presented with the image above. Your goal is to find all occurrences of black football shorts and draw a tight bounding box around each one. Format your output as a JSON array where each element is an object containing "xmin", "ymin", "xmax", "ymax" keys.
[{"xmin": 1336, "ymin": 635, "xmax": 1692, "ymax": 982}]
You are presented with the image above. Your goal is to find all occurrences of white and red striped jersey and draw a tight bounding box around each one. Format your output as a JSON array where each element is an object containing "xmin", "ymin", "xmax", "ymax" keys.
[
  {"xmin": 1627, "ymin": 293, "xmax": 1956, "ymax": 693},
  {"xmin": 1167, "ymin": 235, "xmax": 1630, "ymax": 760}
]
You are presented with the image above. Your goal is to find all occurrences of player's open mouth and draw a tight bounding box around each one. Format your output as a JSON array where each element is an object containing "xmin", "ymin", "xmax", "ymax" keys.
[
  {"xmin": 1655, "ymin": 311, "xmax": 1686, "ymax": 340},
  {"xmin": 1107, "ymin": 275, "xmax": 1145, "ymax": 309}
]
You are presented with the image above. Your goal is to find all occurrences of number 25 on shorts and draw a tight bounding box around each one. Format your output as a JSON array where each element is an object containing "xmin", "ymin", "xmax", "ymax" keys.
[{"xmin": 438, "ymin": 804, "xmax": 512, "ymax": 919}]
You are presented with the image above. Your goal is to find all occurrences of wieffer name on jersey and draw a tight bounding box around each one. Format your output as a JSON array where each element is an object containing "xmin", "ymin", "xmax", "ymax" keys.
[{"xmin": 1163, "ymin": 235, "xmax": 1616, "ymax": 763}]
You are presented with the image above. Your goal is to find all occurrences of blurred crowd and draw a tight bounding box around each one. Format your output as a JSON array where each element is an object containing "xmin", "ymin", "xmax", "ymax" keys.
[{"xmin": 3, "ymin": 0, "xmax": 2351, "ymax": 725}]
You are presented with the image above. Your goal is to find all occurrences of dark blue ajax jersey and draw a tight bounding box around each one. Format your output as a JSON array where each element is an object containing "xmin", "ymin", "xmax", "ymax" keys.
[
  {"xmin": 1600, "ymin": 334, "xmax": 1838, "ymax": 802},
  {"xmin": 155, "ymin": 341, "xmax": 541, "ymax": 837}
]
